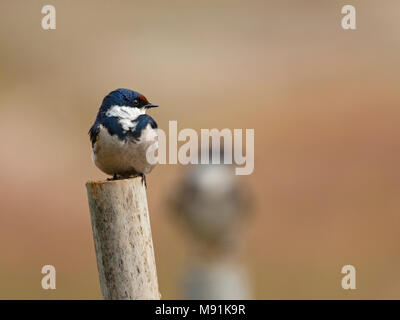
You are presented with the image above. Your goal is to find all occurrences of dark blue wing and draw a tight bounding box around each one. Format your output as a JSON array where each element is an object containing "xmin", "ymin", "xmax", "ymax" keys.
[
  {"xmin": 89, "ymin": 117, "xmax": 126, "ymax": 147},
  {"xmin": 88, "ymin": 123, "xmax": 100, "ymax": 147},
  {"xmin": 129, "ymin": 114, "xmax": 158, "ymax": 141},
  {"xmin": 102, "ymin": 116, "xmax": 126, "ymax": 140},
  {"xmin": 89, "ymin": 115, "xmax": 157, "ymax": 146}
]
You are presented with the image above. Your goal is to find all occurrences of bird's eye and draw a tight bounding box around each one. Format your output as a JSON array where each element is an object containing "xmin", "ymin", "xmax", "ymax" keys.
[{"xmin": 133, "ymin": 99, "xmax": 139, "ymax": 104}]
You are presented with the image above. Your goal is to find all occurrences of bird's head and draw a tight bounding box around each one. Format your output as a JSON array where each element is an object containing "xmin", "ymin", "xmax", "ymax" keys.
[{"xmin": 99, "ymin": 88, "xmax": 158, "ymax": 114}]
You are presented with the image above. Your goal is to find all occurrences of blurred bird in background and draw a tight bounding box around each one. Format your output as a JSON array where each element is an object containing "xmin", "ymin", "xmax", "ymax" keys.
[
  {"xmin": 170, "ymin": 148, "xmax": 253, "ymax": 299},
  {"xmin": 172, "ymin": 163, "xmax": 249, "ymax": 246},
  {"xmin": 89, "ymin": 89, "xmax": 159, "ymax": 185}
]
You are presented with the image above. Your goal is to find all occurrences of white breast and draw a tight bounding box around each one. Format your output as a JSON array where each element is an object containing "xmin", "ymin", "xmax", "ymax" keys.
[
  {"xmin": 105, "ymin": 105, "xmax": 145, "ymax": 131},
  {"xmin": 92, "ymin": 124, "xmax": 158, "ymax": 177}
]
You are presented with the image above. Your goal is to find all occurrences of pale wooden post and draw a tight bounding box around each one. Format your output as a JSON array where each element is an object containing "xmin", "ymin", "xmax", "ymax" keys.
[{"xmin": 86, "ymin": 178, "xmax": 160, "ymax": 300}]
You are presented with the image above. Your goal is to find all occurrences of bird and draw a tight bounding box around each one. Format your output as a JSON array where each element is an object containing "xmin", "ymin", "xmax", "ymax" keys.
[{"xmin": 89, "ymin": 88, "xmax": 159, "ymax": 186}]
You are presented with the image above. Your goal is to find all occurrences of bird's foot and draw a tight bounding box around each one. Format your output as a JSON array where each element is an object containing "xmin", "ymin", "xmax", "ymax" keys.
[
  {"xmin": 107, "ymin": 173, "xmax": 119, "ymax": 181},
  {"xmin": 139, "ymin": 173, "xmax": 147, "ymax": 188},
  {"xmin": 107, "ymin": 173, "xmax": 146, "ymax": 187}
]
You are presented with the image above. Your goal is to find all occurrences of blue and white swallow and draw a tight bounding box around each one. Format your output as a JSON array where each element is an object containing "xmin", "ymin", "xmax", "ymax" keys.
[{"xmin": 89, "ymin": 88, "xmax": 159, "ymax": 185}]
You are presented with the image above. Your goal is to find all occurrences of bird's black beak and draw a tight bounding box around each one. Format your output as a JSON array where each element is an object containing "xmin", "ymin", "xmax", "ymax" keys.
[{"xmin": 144, "ymin": 103, "xmax": 158, "ymax": 109}]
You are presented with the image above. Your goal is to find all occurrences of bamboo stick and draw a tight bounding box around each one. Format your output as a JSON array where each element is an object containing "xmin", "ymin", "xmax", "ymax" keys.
[{"xmin": 86, "ymin": 178, "xmax": 160, "ymax": 300}]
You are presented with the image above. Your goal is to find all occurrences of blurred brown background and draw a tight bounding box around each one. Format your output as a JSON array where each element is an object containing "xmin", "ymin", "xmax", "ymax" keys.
[{"xmin": 0, "ymin": 0, "xmax": 399, "ymax": 299}]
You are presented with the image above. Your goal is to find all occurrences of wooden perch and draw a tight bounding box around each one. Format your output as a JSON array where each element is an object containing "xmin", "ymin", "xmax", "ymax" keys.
[{"xmin": 86, "ymin": 178, "xmax": 160, "ymax": 300}]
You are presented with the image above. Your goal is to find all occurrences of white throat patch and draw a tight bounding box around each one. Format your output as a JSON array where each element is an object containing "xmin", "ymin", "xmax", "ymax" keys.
[{"xmin": 105, "ymin": 105, "xmax": 146, "ymax": 131}]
